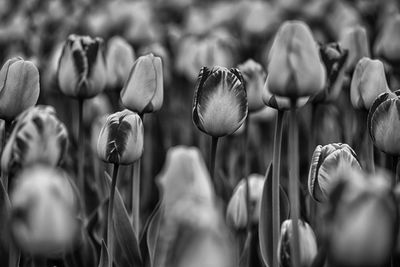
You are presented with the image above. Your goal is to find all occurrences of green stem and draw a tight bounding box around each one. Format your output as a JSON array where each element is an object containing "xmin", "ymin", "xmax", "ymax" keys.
[
  {"xmin": 210, "ymin": 136, "xmax": 219, "ymax": 194},
  {"xmin": 289, "ymin": 102, "xmax": 301, "ymax": 267},
  {"xmin": 2, "ymin": 120, "xmax": 11, "ymax": 191},
  {"xmin": 131, "ymin": 159, "xmax": 141, "ymax": 238},
  {"xmin": 366, "ymin": 133, "xmax": 375, "ymax": 174},
  {"xmin": 243, "ymin": 115, "xmax": 251, "ymax": 235},
  {"xmin": 107, "ymin": 163, "xmax": 119, "ymax": 267},
  {"xmin": 272, "ymin": 110, "xmax": 284, "ymax": 267},
  {"xmin": 77, "ymin": 99, "xmax": 86, "ymax": 214}
]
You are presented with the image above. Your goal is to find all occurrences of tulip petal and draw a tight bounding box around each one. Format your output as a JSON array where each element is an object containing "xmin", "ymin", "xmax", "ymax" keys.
[
  {"xmin": 146, "ymin": 56, "xmax": 163, "ymax": 112},
  {"xmin": 308, "ymin": 145, "xmax": 322, "ymax": 201},
  {"xmin": 192, "ymin": 67, "xmax": 212, "ymax": 131}
]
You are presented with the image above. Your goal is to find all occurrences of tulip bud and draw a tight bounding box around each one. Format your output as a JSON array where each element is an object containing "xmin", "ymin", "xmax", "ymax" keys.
[
  {"xmin": 308, "ymin": 143, "xmax": 361, "ymax": 202},
  {"xmin": 350, "ymin": 58, "xmax": 389, "ymax": 110},
  {"xmin": 57, "ymin": 34, "xmax": 107, "ymax": 99},
  {"xmin": 226, "ymin": 174, "xmax": 264, "ymax": 229},
  {"xmin": 10, "ymin": 165, "xmax": 78, "ymax": 256},
  {"xmin": 97, "ymin": 109, "xmax": 143, "ymax": 164},
  {"xmin": 1, "ymin": 106, "xmax": 68, "ymax": 175},
  {"xmin": 368, "ymin": 90, "xmax": 400, "ymax": 155},
  {"xmin": 278, "ymin": 219, "xmax": 318, "ymax": 267},
  {"xmin": 106, "ymin": 36, "xmax": 135, "ymax": 89},
  {"xmin": 120, "ymin": 53, "xmax": 163, "ymax": 114},
  {"xmin": 374, "ymin": 14, "xmax": 400, "ymax": 64},
  {"xmin": 0, "ymin": 57, "xmax": 40, "ymax": 121},
  {"xmin": 267, "ymin": 21, "xmax": 326, "ymax": 98},
  {"xmin": 339, "ymin": 26, "xmax": 370, "ymax": 73},
  {"xmin": 192, "ymin": 66, "xmax": 248, "ymax": 137},
  {"xmin": 237, "ymin": 59, "xmax": 266, "ymax": 112}
]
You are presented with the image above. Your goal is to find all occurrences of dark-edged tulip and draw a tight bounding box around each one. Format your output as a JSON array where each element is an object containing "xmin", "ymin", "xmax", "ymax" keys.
[
  {"xmin": 351, "ymin": 58, "xmax": 389, "ymax": 110},
  {"xmin": 267, "ymin": 21, "xmax": 326, "ymax": 98},
  {"xmin": 106, "ymin": 36, "xmax": 135, "ymax": 89},
  {"xmin": 57, "ymin": 34, "xmax": 107, "ymax": 99},
  {"xmin": 237, "ymin": 59, "xmax": 266, "ymax": 112},
  {"xmin": 308, "ymin": 143, "xmax": 361, "ymax": 202},
  {"xmin": 278, "ymin": 219, "xmax": 318, "ymax": 267},
  {"xmin": 339, "ymin": 26, "xmax": 370, "ymax": 73},
  {"xmin": 368, "ymin": 90, "xmax": 400, "ymax": 155},
  {"xmin": 0, "ymin": 57, "xmax": 40, "ymax": 121},
  {"xmin": 97, "ymin": 109, "xmax": 143, "ymax": 164},
  {"xmin": 374, "ymin": 14, "xmax": 400, "ymax": 64},
  {"xmin": 10, "ymin": 166, "xmax": 78, "ymax": 256},
  {"xmin": 120, "ymin": 53, "xmax": 163, "ymax": 114},
  {"xmin": 1, "ymin": 106, "xmax": 68, "ymax": 174},
  {"xmin": 192, "ymin": 66, "xmax": 248, "ymax": 137},
  {"xmin": 226, "ymin": 174, "xmax": 264, "ymax": 229}
]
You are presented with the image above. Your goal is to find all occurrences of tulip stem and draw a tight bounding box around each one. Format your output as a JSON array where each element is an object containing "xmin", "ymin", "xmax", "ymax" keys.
[
  {"xmin": 77, "ymin": 99, "xmax": 86, "ymax": 214},
  {"xmin": 289, "ymin": 101, "xmax": 301, "ymax": 267},
  {"xmin": 131, "ymin": 159, "xmax": 141, "ymax": 238},
  {"xmin": 1, "ymin": 120, "xmax": 11, "ymax": 191},
  {"xmin": 366, "ymin": 133, "xmax": 375, "ymax": 174},
  {"xmin": 210, "ymin": 136, "xmax": 219, "ymax": 193},
  {"xmin": 107, "ymin": 163, "xmax": 119, "ymax": 267},
  {"xmin": 243, "ymin": 115, "xmax": 251, "ymax": 235},
  {"xmin": 272, "ymin": 110, "xmax": 284, "ymax": 267}
]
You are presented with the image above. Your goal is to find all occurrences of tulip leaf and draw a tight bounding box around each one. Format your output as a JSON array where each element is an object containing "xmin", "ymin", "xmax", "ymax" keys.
[
  {"xmin": 98, "ymin": 240, "xmax": 109, "ymax": 267},
  {"xmin": 104, "ymin": 172, "xmax": 142, "ymax": 266},
  {"xmin": 146, "ymin": 200, "xmax": 164, "ymax": 267}
]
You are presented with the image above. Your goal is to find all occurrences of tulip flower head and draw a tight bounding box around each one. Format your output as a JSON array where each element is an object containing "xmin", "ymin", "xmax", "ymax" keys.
[
  {"xmin": 267, "ymin": 21, "xmax": 326, "ymax": 99},
  {"xmin": 97, "ymin": 109, "xmax": 144, "ymax": 165},
  {"xmin": 1, "ymin": 105, "xmax": 68, "ymax": 175},
  {"xmin": 120, "ymin": 53, "xmax": 163, "ymax": 114},
  {"xmin": 0, "ymin": 57, "xmax": 40, "ymax": 121},
  {"xmin": 374, "ymin": 14, "xmax": 400, "ymax": 64},
  {"xmin": 10, "ymin": 166, "xmax": 78, "ymax": 256},
  {"xmin": 351, "ymin": 58, "xmax": 389, "ymax": 110},
  {"xmin": 192, "ymin": 66, "xmax": 248, "ymax": 137},
  {"xmin": 57, "ymin": 34, "xmax": 107, "ymax": 99},
  {"xmin": 308, "ymin": 143, "xmax": 361, "ymax": 202}
]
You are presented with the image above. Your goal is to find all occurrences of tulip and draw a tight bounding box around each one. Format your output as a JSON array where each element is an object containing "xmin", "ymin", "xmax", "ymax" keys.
[
  {"xmin": 10, "ymin": 165, "xmax": 78, "ymax": 256},
  {"xmin": 97, "ymin": 109, "xmax": 143, "ymax": 165},
  {"xmin": 278, "ymin": 219, "xmax": 318, "ymax": 267},
  {"xmin": 138, "ymin": 42, "xmax": 172, "ymax": 85},
  {"xmin": 267, "ymin": 20, "xmax": 326, "ymax": 99},
  {"xmin": 308, "ymin": 143, "xmax": 361, "ymax": 202},
  {"xmin": 120, "ymin": 53, "xmax": 163, "ymax": 114},
  {"xmin": 339, "ymin": 26, "xmax": 370, "ymax": 73},
  {"xmin": 374, "ymin": 14, "xmax": 400, "ymax": 64},
  {"xmin": 83, "ymin": 93, "xmax": 112, "ymax": 127},
  {"xmin": 0, "ymin": 57, "xmax": 40, "ymax": 121},
  {"xmin": 106, "ymin": 36, "xmax": 135, "ymax": 89},
  {"xmin": 1, "ymin": 105, "xmax": 68, "ymax": 175},
  {"xmin": 350, "ymin": 58, "xmax": 389, "ymax": 110},
  {"xmin": 237, "ymin": 59, "xmax": 266, "ymax": 112},
  {"xmin": 57, "ymin": 34, "xmax": 107, "ymax": 99}
]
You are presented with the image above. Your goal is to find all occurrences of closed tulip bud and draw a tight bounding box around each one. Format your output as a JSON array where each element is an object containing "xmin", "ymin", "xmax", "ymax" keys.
[
  {"xmin": 120, "ymin": 53, "xmax": 163, "ymax": 114},
  {"xmin": 267, "ymin": 21, "xmax": 326, "ymax": 98},
  {"xmin": 0, "ymin": 57, "xmax": 40, "ymax": 121},
  {"xmin": 97, "ymin": 109, "xmax": 143, "ymax": 164},
  {"xmin": 57, "ymin": 34, "xmax": 107, "ymax": 99},
  {"xmin": 278, "ymin": 219, "xmax": 318, "ymax": 267},
  {"xmin": 10, "ymin": 166, "xmax": 78, "ymax": 256},
  {"xmin": 226, "ymin": 174, "xmax": 264, "ymax": 229},
  {"xmin": 1, "ymin": 106, "xmax": 68, "ymax": 175},
  {"xmin": 308, "ymin": 143, "xmax": 361, "ymax": 202},
  {"xmin": 339, "ymin": 26, "xmax": 370, "ymax": 73},
  {"xmin": 237, "ymin": 59, "xmax": 266, "ymax": 112},
  {"xmin": 106, "ymin": 36, "xmax": 135, "ymax": 89},
  {"xmin": 192, "ymin": 66, "xmax": 248, "ymax": 137},
  {"xmin": 374, "ymin": 15, "xmax": 400, "ymax": 64},
  {"xmin": 351, "ymin": 58, "xmax": 389, "ymax": 110}
]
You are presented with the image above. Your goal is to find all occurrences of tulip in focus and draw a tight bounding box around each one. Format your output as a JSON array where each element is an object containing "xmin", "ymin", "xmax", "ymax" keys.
[
  {"xmin": 97, "ymin": 109, "xmax": 144, "ymax": 165},
  {"xmin": 339, "ymin": 26, "xmax": 370, "ymax": 73},
  {"xmin": 374, "ymin": 14, "xmax": 400, "ymax": 64},
  {"xmin": 0, "ymin": 57, "xmax": 40, "ymax": 121},
  {"xmin": 192, "ymin": 66, "xmax": 248, "ymax": 137}
]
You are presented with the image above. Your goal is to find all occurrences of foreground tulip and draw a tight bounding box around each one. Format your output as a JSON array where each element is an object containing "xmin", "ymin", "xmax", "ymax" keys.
[
  {"xmin": 308, "ymin": 143, "xmax": 361, "ymax": 202},
  {"xmin": 350, "ymin": 58, "xmax": 389, "ymax": 110},
  {"xmin": 339, "ymin": 26, "xmax": 370, "ymax": 73},
  {"xmin": 374, "ymin": 14, "xmax": 400, "ymax": 64},
  {"xmin": 10, "ymin": 166, "xmax": 78, "ymax": 256},
  {"xmin": 278, "ymin": 219, "xmax": 318, "ymax": 267},
  {"xmin": 120, "ymin": 53, "xmax": 163, "ymax": 114},
  {"xmin": 267, "ymin": 21, "xmax": 326, "ymax": 98},
  {"xmin": 0, "ymin": 57, "xmax": 40, "ymax": 121}
]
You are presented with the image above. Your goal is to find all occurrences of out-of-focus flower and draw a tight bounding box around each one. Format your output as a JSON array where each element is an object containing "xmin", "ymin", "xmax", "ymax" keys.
[
  {"xmin": 1, "ymin": 106, "xmax": 68, "ymax": 175},
  {"xmin": 10, "ymin": 166, "xmax": 78, "ymax": 256},
  {"xmin": 192, "ymin": 66, "xmax": 248, "ymax": 137},
  {"xmin": 368, "ymin": 90, "xmax": 400, "ymax": 155},
  {"xmin": 350, "ymin": 58, "xmax": 389, "ymax": 110},
  {"xmin": 0, "ymin": 57, "xmax": 40, "ymax": 121},
  {"xmin": 325, "ymin": 1, "xmax": 360, "ymax": 40},
  {"xmin": 97, "ymin": 109, "xmax": 143, "ymax": 165},
  {"xmin": 57, "ymin": 34, "xmax": 107, "ymax": 99},
  {"xmin": 374, "ymin": 14, "xmax": 400, "ymax": 64},
  {"xmin": 339, "ymin": 26, "xmax": 370, "ymax": 74},
  {"xmin": 106, "ymin": 36, "xmax": 135, "ymax": 89},
  {"xmin": 308, "ymin": 143, "xmax": 361, "ymax": 202},
  {"xmin": 325, "ymin": 169, "xmax": 397, "ymax": 267},
  {"xmin": 120, "ymin": 53, "xmax": 163, "ymax": 114},
  {"xmin": 313, "ymin": 105, "xmax": 343, "ymax": 146},
  {"xmin": 226, "ymin": 174, "xmax": 264, "ymax": 229},
  {"xmin": 278, "ymin": 219, "xmax": 318, "ymax": 267},
  {"xmin": 83, "ymin": 93, "xmax": 112, "ymax": 126},
  {"xmin": 267, "ymin": 21, "xmax": 326, "ymax": 99}
]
